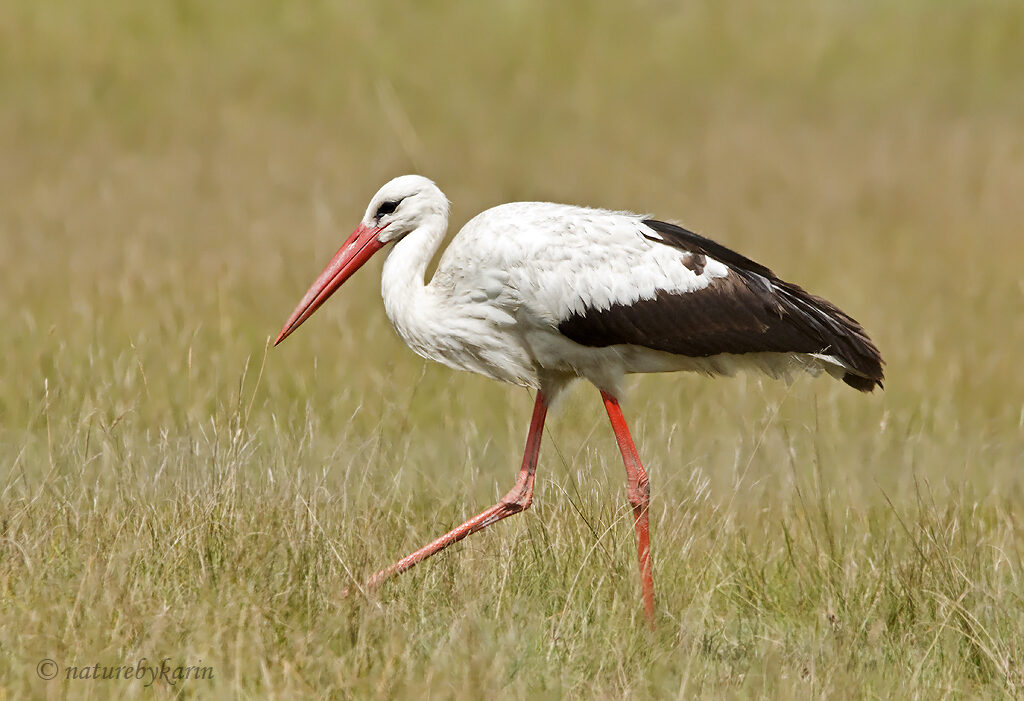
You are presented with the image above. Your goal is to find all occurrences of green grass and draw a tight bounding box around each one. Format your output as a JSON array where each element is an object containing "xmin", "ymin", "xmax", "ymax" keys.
[{"xmin": 2, "ymin": 1, "xmax": 1023, "ymax": 697}]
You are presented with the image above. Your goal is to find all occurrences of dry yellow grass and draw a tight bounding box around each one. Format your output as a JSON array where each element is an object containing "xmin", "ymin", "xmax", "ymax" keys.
[{"xmin": 2, "ymin": 1, "xmax": 1023, "ymax": 698}]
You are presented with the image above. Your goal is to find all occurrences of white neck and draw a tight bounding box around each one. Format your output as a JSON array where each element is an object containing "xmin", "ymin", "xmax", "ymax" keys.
[{"xmin": 380, "ymin": 212, "xmax": 449, "ymax": 359}]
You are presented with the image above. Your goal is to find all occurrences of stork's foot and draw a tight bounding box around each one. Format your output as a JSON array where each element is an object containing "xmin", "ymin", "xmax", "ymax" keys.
[{"xmin": 343, "ymin": 392, "xmax": 548, "ymax": 597}]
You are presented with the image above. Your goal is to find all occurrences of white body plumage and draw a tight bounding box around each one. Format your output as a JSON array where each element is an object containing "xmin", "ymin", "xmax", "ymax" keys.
[{"xmin": 377, "ymin": 178, "xmax": 873, "ymax": 401}]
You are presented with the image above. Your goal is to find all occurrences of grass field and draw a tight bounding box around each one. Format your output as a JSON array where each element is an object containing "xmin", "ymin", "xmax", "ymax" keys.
[{"xmin": 2, "ymin": 1, "xmax": 1024, "ymax": 697}]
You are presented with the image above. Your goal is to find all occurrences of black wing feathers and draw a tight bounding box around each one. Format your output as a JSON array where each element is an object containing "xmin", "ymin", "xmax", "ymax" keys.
[{"xmin": 557, "ymin": 219, "xmax": 884, "ymax": 391}]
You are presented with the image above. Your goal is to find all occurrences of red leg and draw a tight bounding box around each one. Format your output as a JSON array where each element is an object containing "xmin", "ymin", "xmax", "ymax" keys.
[
  {"xmin": 601, "ymin": 390, "xmax": 656, "ymax": 626},
  {"xmin": 357, "ymin": 391, "xmax": 548, "ymax": 593}
]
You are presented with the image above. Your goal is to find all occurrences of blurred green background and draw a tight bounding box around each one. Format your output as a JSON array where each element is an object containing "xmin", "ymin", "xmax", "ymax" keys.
[{"xmin": 2, "ymin": 1, "xmax": 1023, "ymax": 698}]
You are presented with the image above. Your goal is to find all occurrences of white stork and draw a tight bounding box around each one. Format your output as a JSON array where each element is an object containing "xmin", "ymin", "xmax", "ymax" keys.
[{"xmin": 275, "ymin": 174, "xmax": 883, "ymax": 624}]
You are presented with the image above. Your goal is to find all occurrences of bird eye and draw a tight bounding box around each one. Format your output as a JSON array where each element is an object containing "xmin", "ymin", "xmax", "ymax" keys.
[{"xmin": 375, "ymin": 199, "xmax": 401, "ymax": 221}]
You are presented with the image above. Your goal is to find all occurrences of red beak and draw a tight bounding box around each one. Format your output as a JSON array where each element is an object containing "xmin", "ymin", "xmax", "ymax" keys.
[{"xmin": 274, "ymin": 223, "xmax": 386, "ymax": 346}]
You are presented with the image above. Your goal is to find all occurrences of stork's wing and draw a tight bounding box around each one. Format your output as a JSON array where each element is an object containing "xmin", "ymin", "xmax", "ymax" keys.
[{"xmin": 557, "ymin": 219, "xmax": 884, "ymax": 391}]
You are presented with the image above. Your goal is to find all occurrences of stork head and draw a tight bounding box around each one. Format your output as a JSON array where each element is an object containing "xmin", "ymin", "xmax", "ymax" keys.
[
  {"xmin": 364, "ymin": 174, "xmax": 449, "ymax": 243},
  {"xmin": 274, "ymin": 175, "xmax": 448, "ymax": 346}
]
